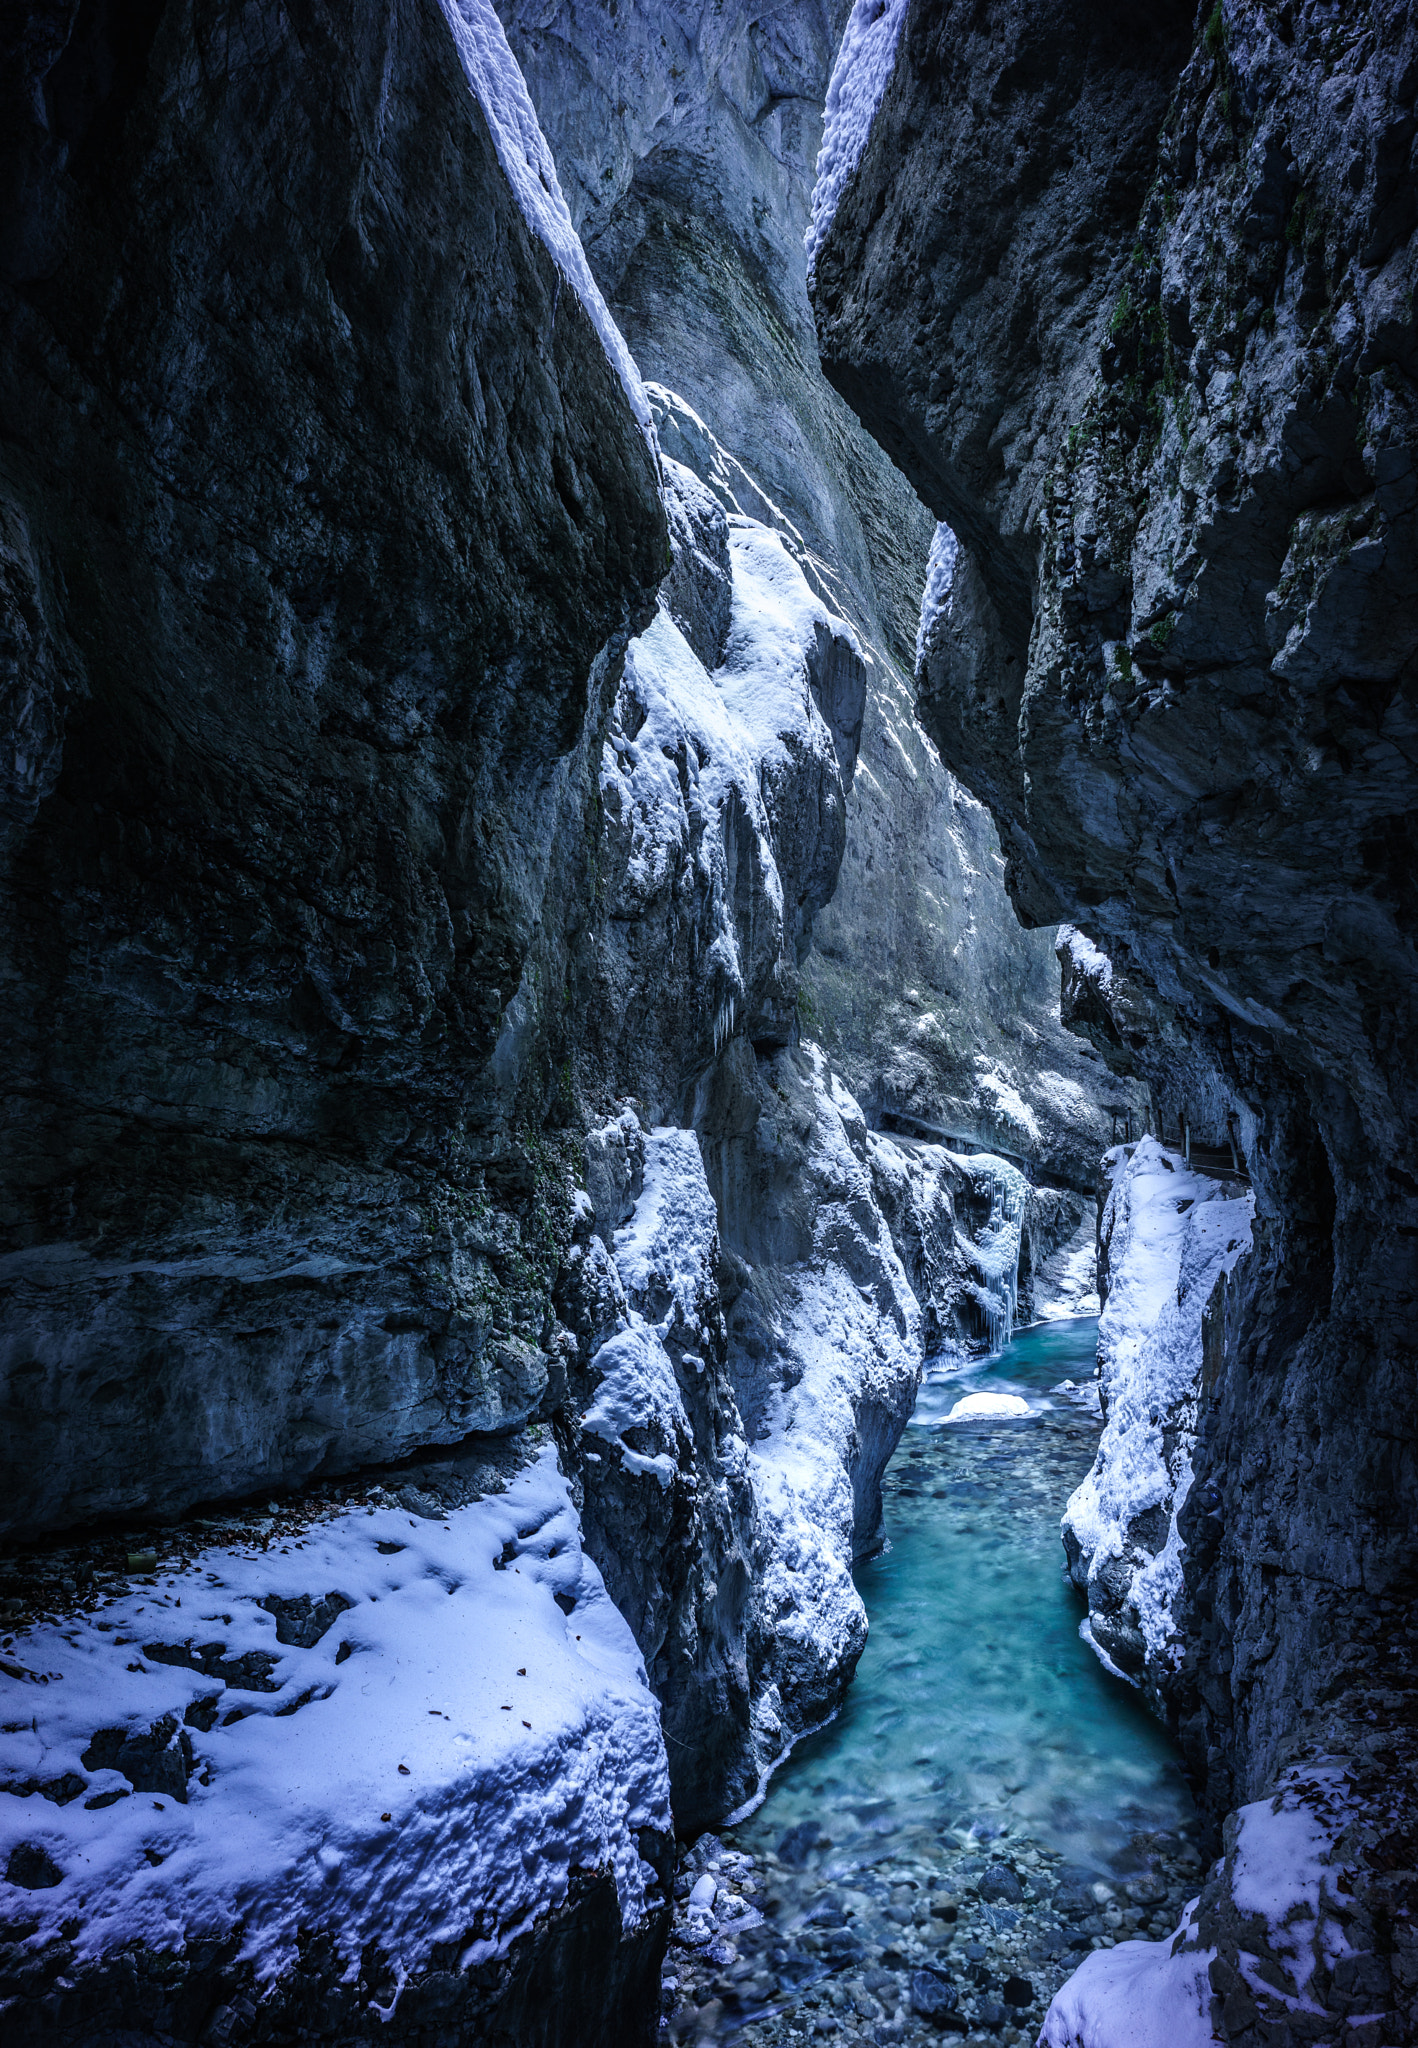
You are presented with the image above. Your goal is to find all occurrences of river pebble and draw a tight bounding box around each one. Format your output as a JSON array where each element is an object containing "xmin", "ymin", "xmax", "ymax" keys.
[{"xmin": 659, "ymin": 1822, "xmax": 1203, "ymax": 2043}]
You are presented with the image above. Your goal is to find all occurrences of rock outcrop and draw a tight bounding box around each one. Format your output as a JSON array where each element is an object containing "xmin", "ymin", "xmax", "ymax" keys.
[
  {"xmin": 814, "ymin": 1, "xmax": 1418, "ymax": 2039},
  {"xmin": 0, "ymin": 0, "xmax": 666, "ymax": 1536}
]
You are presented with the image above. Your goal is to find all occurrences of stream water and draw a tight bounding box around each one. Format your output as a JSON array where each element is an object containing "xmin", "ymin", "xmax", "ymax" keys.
[{"xmin": 661, "ymin": 1318, "xmax": 1205, "ymax": 2045}]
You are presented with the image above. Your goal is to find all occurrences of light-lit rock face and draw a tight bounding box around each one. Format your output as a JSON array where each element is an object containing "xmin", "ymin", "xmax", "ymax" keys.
[
  {"xmin": 495, "ymin": 0, "xmax": 1140, "ymax": 1190},
  {"xmin": 814, "ymin": 2, "xmax": 1418, "ymax": 2040}
]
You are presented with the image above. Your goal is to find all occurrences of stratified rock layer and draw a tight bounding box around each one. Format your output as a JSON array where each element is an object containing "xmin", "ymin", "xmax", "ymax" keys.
[{"xmin": 815, "ymin": 2, "xmax": 1418, "ymax": 2040}]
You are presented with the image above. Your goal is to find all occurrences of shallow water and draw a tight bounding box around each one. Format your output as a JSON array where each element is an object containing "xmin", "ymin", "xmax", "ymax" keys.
[
  {"xmin": 662, "ymin": 1318, "xmax": 1204, "ymax": 2044},
  {"xmin": 737, "ymin": 1317, "xmax": 1194, "ymax": 1877}
]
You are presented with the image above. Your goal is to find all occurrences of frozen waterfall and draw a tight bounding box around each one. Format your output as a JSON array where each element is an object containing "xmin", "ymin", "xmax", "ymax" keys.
[{"xmin": 957, "ymin": 1152, "xmax": 1030, "ymax": 1352}]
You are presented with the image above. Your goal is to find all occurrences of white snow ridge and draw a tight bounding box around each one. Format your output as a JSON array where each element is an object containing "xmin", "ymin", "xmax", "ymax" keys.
[{"xmin": 436, "ymin": 0, "xmax": 654, "ymax": 440}]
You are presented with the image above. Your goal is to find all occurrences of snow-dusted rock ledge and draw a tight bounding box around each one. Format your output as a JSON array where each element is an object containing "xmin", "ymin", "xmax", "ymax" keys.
[{"xmin": 0, "ymin": 1446, "xmax": 671, "ymax": 2044}]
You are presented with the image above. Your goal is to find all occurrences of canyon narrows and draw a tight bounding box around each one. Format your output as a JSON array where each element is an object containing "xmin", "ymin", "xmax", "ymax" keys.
[{"xmin": 0, "ymin": 4, "xmax": 1414, "ymax": 2048}]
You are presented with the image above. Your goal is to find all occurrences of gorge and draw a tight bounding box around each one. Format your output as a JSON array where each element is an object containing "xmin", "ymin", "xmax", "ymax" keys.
[{"xmin": 0, "ymin": 3, "xmax": 1414, "ymax": 2046}]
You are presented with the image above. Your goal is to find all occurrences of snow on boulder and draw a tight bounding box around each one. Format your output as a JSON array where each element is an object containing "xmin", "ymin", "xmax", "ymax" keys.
[
  {"xmin": 0, "ymin": 1447, "xmax": 670, "ymax": 2012},
  {"xmin": 1063, "ymin": 1137, "xmax": 1254, "ymax": 1684},
  {"xmin": 945, "ymin": 1391, "xmax": 1030, "ymax": 1421},
  {"xmin": 730, "ymin": 1045, "xmax": 922, "ymax": 1816},
  {"xmin": 1042, "ymin": 1760, "xmax": 1371, "ymax": 2048}
]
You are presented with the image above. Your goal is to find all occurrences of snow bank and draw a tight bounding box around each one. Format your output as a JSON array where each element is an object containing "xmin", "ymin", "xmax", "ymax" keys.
[
  {"xmin": 1042, "ymin": 1761, "xmax": 1364, "ymax": 2048},
  {"xmin": 1041, "ymin": 1897, "xmax": 1218, "ymax": 2048},
  {"xmin": 1064, "ymin": 1138, "xmax": 1253, "ymax": 1674},
  {"xmin": 805, "ymin": 0, "xmax": 912, "ymax": 279},
  {"xmin": 580, "ymin": 1128, "xmax": 718, "ymax": 1490},
  {"xmin": 733, "ymin": 1052, "xmax": 921, "ymax": 1814},
  {"xmin": 915, "ymin": 521, "xmax": 960, "ymax": 671},
  {"xmin": 436, "ymin": 0, "xmax": 653, "ymax": 440},
  {"xmin": 0, "ymin": 1449, "xmax": 669, "ymax": 1994},
  {"xmin": 1034, "ymin": 1208, "xmax": 1101, "ymax": 1321}
]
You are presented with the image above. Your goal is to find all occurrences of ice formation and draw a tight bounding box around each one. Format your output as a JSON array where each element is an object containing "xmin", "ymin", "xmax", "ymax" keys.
[
  {"xmin": 804, "ymin": 0, "xmax": 912, "ymax": 279},
  {"xmin": 0, "ymin": 1451, "xmax": 670, "ymax": 1993},
  {"xmin": 436, "ymin": 0, "xmax": 654, "ymax": 439},
  {"xmin": 1064, "ymin": 1138, "xmax": 1254, "ymax": 1673},
  {"xmin": 953, "ymin": 1151, "xmax": 1030, "ymax": 1351},
  {"xmin": 915, "ymin": 521, "xmax": 960, "ymax": 671}
]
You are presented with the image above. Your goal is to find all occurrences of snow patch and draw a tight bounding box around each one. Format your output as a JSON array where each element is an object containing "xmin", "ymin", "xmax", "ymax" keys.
[
  {"xmin": 805, "ymin": 0, "xmax": 912, "ymax": 279},
  {"xmin": 1058, "ymin": 923, "xmax": 1114, "ymax": 990},
  {"xmin": 915, "ymin": 522, "xmax": 960, "ymax": 671},
  {"xmin": 0, "ymin": 1450, "xmax": 669, "ymax": 1991},
  {"xmin": 1041, "ymin": 1896, "xmax": 1218, "ymax": 2048},
  {"xmin": 1042, "ymin": 1763, "xmax": 1361, "ymax": 2046},
  {"xmin": 1064, "ymin": 1138, "xmax": 1254, "ymax": 1670}
]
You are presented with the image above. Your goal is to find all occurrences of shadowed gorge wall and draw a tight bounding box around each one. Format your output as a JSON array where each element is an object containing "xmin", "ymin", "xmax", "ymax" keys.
[
  {"xmin": 813, "ymin": 1, "xmax": 1418, "ymax": 2038},
  {"xmin": 0, "ymin": 0, "xmax": 668, "ymax": 1534}
]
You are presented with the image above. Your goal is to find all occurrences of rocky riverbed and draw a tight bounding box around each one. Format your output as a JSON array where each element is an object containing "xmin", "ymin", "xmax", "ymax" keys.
[
  {"xmin": 657, "ymin": 1319, "xmax": 1207, "ymax": 2045},
  {"xmin": 660, "ymin": 1817, "xmax": 1203, "ymax": 2044}
]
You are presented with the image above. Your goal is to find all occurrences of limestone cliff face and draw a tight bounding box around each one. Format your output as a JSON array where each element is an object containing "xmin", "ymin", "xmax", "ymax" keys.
[
  {"xmin": 814, "ymin": 2, "xmax": 1418, "ymax": 2038},
  {"xmin": 0, "ymin": 0, "xmax": 667, "ymax": 1536},
  {"xmin": 0, "ymin": 1, "xmax": 681, "ymax": 2034}
]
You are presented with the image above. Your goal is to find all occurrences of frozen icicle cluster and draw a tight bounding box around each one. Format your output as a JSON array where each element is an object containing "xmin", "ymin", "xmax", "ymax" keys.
[
  {"xmin": 805, "ymin": 0, "xmax": 912, "ymax": 280},
  {"xmin": 436, "ymin": 0, "xmax": 654, "ymax": 441}
]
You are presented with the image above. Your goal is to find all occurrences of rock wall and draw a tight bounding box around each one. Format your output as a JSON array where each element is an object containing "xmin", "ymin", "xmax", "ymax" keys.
[
  {"xmin": 0, "ymin": 0, "xmax": 667, "ymax": 1537},
  {"xmin": 494, "ymin": 0, "xmax": 1141, "ymax": 1192},
  {"xmin": 813, "ymin": 1, "xmax": 1418, "ymax": 2040},
  {"xmin": 0, "ymin": 0, "xmax": 1160, "ymax": 2036}
]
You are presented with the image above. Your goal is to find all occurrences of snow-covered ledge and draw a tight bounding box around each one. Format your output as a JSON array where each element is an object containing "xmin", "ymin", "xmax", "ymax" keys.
[
  {"xmin": 0, "ymin": 1447, "xmax": 671, "ymax": 2037},
  {"xmin": 1063, "ymin": 1136, "xmax": 1254, "ymax": 1688}
]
